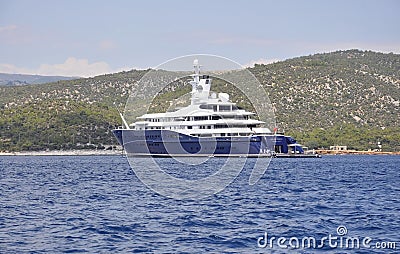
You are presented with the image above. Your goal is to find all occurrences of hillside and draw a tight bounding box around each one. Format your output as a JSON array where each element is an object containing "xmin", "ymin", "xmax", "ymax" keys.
[
  {"xmin": 0, "ymin": 73, "xmax": 78, "ymax": 86},
  {"xmin": 250, "ymin": 50, "xmax": 400, "ymax": 150},
  {"xmin": 0, "ymin": 70, "xmax": 147, "ymax": 151},
  {"xmin": 0, "ymin": 50, "xmax": 399, "ymax": 151},
  {"xmin": 251, "ymin": 50, "xmax": 399, "ymax": 129}
]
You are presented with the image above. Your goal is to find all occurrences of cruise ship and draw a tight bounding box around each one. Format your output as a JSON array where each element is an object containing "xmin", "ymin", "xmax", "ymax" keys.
[{"xmin": 112, "ymin": 60, "xmax": 305, "ymax": 157}]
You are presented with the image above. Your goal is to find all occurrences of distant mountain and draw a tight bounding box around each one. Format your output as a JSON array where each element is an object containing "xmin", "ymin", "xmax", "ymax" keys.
[
  {"xmin": 0, "ymin": 73, "xmax": 79, "ymax": 86},
  {"xmin": 0, "ymin": 50, "xmax": 399, "ymax": 152}
]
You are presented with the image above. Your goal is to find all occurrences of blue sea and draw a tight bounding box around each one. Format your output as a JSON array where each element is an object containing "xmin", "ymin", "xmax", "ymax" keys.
[{"xmin": 0, "ymin": 155, "xmax": 399, "ymax": 253}]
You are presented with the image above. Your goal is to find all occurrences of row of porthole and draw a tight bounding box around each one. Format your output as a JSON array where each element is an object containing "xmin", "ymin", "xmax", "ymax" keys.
[
  {"xmin": 145, "ymin": 135, "xmax": 161, "ymax": 139},
  {"xmin": 147, "ymin": 143, "xmax": 160, "ymax": 146}
]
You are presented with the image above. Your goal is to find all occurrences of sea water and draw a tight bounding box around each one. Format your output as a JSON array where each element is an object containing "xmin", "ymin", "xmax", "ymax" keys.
[{"xmin": 0, "ymin": 155, "xmax": 399, "ymax": 253}]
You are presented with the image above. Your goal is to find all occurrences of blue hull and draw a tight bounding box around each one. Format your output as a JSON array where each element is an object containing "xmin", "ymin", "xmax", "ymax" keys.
[{"xmin": 112, "ymin": 129, "xmax": 303, "ymax": 157}]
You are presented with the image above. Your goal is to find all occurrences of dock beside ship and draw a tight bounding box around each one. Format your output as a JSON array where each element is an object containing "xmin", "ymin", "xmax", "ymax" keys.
[{"xmin": 274, "ymin": 153, "xmax": 321, "ymax": 158}]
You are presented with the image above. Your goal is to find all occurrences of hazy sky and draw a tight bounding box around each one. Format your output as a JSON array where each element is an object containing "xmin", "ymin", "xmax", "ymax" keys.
[{"xmin": 0, "ymin": 0, "xmax": 399, "ymax": 77}]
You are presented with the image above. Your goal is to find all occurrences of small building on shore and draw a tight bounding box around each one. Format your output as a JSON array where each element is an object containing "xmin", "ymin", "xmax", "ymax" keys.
[{"xmin": 330, "ymin": 145, "xmax": 347, "ymax": 151}]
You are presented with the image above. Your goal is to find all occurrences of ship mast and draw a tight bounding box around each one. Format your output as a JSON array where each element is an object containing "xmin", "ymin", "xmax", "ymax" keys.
[
  {"xmin": 190, "ymin": 59, "xmax": 201, "ymax": 105},
  {"xmin": 189, "ymin": 59, "xmax": 212, "ymax": 105},
  {"xmin": 193, "ymin": 59, "xmax": 200, "ymax": 83}
]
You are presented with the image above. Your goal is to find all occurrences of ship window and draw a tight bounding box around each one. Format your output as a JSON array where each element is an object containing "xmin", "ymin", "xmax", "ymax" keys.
[
  {"xmin": 188, "ymin": 126, "xmax": 192, "ymax": 129},
  {"xmin": 193, "ymin": 116, "xmax": 208, "ymax": 121},
  {"xmin": 211, "ymin": 115, "xmax": 221, "ymax": 120},
  {"xmin": 213, "ymin": 105, "xmax": 217, "ymax": 111},
  {"xmin": 200, "ymin": 104, "xmax": 214, "ymax": 110},
  {"xmin": 205, "ymin": 79, "xmax": 209, "ymax": 84},
  {"xmin": 221, "ymin": 133, "xmax": 225, "ymax": 136},
  {"xmin": 221, "ymin": 115, "xmax": 234, "ymax": 119},
  {"xmin": 219, "ymin": 105, "xmax": 231, "ymax": 111},
  {"xmin": 215, "ymin": 124, "xmax": 228, "ymax": 129}
]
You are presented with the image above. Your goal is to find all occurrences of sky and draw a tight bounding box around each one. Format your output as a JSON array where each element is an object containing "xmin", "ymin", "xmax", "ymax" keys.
[{"xmin": 0, "ymin": 0, "xmax": 399, "ymax": 77}]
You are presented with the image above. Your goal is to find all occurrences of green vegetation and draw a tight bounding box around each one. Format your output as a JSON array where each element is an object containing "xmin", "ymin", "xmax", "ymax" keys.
[
  {"xmin": 0, "ymin": 50, "xmax": 399, "ymax": 152},
  {"xmin": 0, "ymin": 100, "xmax": 119, "ymax": 151},
  {"xmin": 287, "ymin": 125, "xmax": 400, "ymax": 151}
]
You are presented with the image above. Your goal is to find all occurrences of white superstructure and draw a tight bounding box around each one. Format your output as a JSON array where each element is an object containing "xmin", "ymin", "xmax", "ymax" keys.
[{"xmin": 130, "ymin": 60, "xmax": 272, "ymax": 138}]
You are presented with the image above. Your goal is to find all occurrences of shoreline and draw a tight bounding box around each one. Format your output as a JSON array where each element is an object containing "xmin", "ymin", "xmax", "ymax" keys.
[
  {"xmin": 0, "ymin": 149, "xmax": 124, "ymax": 156},
  {"xmin": 315, "ymin": 149, "xmax": 400, "ymax": 155},
  {"xmin": 0, "ymin": 149, "xmax": 399, "ymax": 156}
]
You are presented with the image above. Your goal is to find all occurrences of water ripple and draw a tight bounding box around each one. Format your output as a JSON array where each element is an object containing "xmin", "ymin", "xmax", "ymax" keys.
[{"xmin": 0, "ymin": 155, "xmax": 399, "ymax": 252}]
